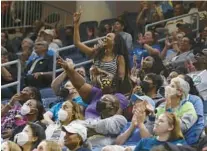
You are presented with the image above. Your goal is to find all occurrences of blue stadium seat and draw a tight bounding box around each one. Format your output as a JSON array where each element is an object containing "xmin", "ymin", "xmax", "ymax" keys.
[
  {"xmin": 1, "ymin": 99, "xmax": 10, "ymax": 105},
  {"xmin": 40, "ymin": 88, "xmax": 56, "ymax": 99},
  {"xmin": 66, "ymin": 52, "xmax": 83, "ymax": 61},
  {"xmin": 42, "ymin": 97, "xmax": 59, "ymax": 110}
]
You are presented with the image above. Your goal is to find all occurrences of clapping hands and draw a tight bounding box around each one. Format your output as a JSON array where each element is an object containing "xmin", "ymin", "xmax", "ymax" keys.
[
  {"xmin": 57, "ymin": 57, "xmax": 75, "ymax": 72},
  {"xmin": 132, "ymin": 101, "xmax": 154, "ymax": 127}
]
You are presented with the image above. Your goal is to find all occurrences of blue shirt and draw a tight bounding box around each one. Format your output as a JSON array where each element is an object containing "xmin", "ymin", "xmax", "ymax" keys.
[
  {"xmin": 166, "ymin": 49, "xmax": 176, "ymax": 58},
  {"xmin": 73, "ymin": 96, "xmax": 88, "ymax": 108},
  {"xmin": 26, "ymin": 49, "xmax": 54, "ymax": 66},
  {"xmin": 49, "ymin": 97, "xmax": 87, "ymax": 121},
  {"xmin": 76, "ymin": 147, "xmax": 91, "ymax": 151},
  {"xmin": 131, "ymin": 44, "xmax": 161, "ymax": 68},
  {"xmin": 49, "ymin": 102, "xmax": 63, "ymax": 121},
  {"xmin": 134, "ymin": 137, "xmax": 186, "ymax": 151},
  {"xmin": 121, "ymin": 122, "xmax": 141, "ymax": 146},
  {"xmin": 184, "ymin": 94, "xmax": 204, "ymax": 145}
]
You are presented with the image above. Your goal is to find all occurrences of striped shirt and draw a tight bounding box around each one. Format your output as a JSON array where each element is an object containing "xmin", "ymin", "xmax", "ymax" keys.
[{"xmin": 93, "ymin": 56, "xmax": 118, "ymax": 76}]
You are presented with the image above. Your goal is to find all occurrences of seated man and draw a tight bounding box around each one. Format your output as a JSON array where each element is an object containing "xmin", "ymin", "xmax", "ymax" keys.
[
  {"xmin": 139, "ymin": 73, "xmax": 164, "ymax": 106},
  {"xmin": 62, "ymin": 123, "xmax": 91, "ymax": 151},
  {"xmin": 24, "ymin": 41, "xmax": 53, "ymax": 88},
  {"xmin": 131, "ymin": 31, "xmax": 161, "ymax": 68},
  {"xmin": 85, "ymin": 94, "xmax": 128, "ymax": 147},
  {"xmin": 163, "ymin": 36, "xmax": 194, "ymax": 68},
  {"xmin": 41, "ymin": 29, "xmax": 59, "ymax": 52}
]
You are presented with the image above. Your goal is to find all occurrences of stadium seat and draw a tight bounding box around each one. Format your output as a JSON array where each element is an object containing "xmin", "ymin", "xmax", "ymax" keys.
[
  {"xmin": 1, "ymin": 99, "xmax": 10, "ymax": 105},
  {"xmin": 40, "ymin": 87, "xmax": 56, "ymax": 99},
  {"xmin": 65, "ymin": 52, "xmax": 87, "ymax": 63},
  {"xmin": 79, "ymin": 21, "xmax": 98, "ymax": 41},
  {"xmin": 42, "ymin": 97, "xmax": 59, "ymax": 110},
  {"xmin": 99, "ymin": 18, "xmax": 117, "ymax": 27}
]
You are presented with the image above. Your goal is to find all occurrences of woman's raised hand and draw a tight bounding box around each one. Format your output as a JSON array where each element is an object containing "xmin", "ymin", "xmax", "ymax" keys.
[
  {"xmin": 73, "ymin": 6, "xmax": 83, "ymax": 24},
  {"xmin": 57, "ymin": 57, "xmax": 75, "ymax": 72}
]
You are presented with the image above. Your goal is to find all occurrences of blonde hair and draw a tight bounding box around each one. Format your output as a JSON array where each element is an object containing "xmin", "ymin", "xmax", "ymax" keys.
[
  {"xmin": 165, "ymin": 112, "xmax": 184, "ymax": 141},
  {"xmin": 65, "ymin": 100, "xmax": 84, "ymax": 121},
  {"xmin": 43, "ymin": 140, "xmax": 61, "ymax": 151},
  {"xmin": 7, "ymin": 141, "xmax": 22, "ymax": 151}
]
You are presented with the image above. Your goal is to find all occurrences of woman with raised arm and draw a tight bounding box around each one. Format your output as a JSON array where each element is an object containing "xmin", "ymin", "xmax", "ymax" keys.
[{"xmin": 73, "ymin": 8, "xmax": 131, "ymax": 94}]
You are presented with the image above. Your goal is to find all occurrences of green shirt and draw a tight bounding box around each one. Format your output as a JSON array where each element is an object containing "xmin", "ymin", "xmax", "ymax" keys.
[{"xmin": 156, "ymin": 100, "xmax": 197, "ymax": 133}]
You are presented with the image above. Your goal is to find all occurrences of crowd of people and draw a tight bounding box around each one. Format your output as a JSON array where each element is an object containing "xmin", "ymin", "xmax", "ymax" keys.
[{"xmin": 1, "ymin": 1, "xmax": 207, "ymax": 151}]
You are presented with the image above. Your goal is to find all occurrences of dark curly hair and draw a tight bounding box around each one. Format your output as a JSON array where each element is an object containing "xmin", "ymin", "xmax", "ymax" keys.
[{"xmin": 146, "ymin": 73, "xmax": 163, "ymax": 91}]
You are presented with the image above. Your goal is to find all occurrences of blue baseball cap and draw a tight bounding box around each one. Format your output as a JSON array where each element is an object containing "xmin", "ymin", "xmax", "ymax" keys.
[{"xmin": 130, "ymin": 94, "xmax": 155, "ymax": 108}]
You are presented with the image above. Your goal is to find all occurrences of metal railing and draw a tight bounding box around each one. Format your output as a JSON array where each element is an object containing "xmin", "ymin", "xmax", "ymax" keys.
[
  {"xmin": 52, "ymin": 36, "xmax": 106, "ymax": 80},
  {"xmin": 1, "ymin": 60, "xmax": 21, "ymax": 94},
  {"xmin": 41, "ymin": 2, "xmax": 73, "ymax": 28},
  {"xmin": 1, "ymin": 1, "xmax": 72, "ymax": 30},
  {"xmin": 145, "ymin": 12, "xmax": 200, "ymax": 42},
  {"xmin": 1, "ymin": 37, "xmax": 105, "ymax": 92},
  {"xmin": 1, "ymin": 1, "xmax": 40, "ymax": 30}
]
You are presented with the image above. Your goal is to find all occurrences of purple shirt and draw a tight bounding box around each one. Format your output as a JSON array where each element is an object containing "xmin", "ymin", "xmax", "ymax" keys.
[
  {"xmin": 85, "ymin": 87, "xmax": 129, "ymax": 119},
  {"xmin": 85, "ymin": 87, "xmax": 103, "ymax": 119},
  {"xmin": 1, "ymin": 104, "xmax": 27, "ymax": 132}
]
